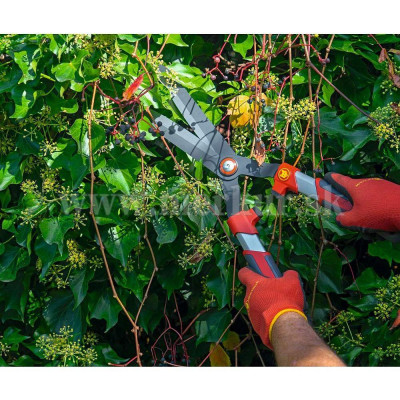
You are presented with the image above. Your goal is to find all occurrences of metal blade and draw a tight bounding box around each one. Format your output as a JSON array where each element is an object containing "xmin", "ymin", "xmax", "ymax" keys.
[
  {"xmin": 153, "ymin": 112, "xmax": 220, "ymax": 174},
  {"xmin": 172, "ymin": 88, "xmax": 236, "ymax": 158},
  {"xmin": 235, "ymin": 156, "xmax": 280, "ymax": 178},
  {"xmin": 220, "ymin": 178, "xmax": 241, "ymax": 217}
]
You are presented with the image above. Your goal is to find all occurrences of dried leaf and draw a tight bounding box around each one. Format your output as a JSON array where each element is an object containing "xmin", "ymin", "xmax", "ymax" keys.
[
  {"xmin": 209, "ymin": 343, "xmax": 231, "ymax": 366},
  {"xmin": 187, "ymin": 251, "xmax": 205, "ymax": 264},
  {"xmin": 122, "ymin": 74, "xmax": 144, "ymax": 101},
  {"xmin": 222, "ymin": 331, "xmax": 241, "ymax": 351},
  {"xmin": 389, "ymin": 48, "xmax": 400, "ymax": 55},
  {"xmin": 254, "ymin": 139, "xmax": 266, "ymax": 166},
  {"xmin": 390, "ymin": 103, "xmax": 400, "ymax": 115},
  {"xmin": 390, "ymin": 73, "xmax": 400, "ymax": 89},
  {"xmin": 390, "ymin": 309, "xmax": 400, "ymax": 330},
  {"xmin": 378, "ymin": 48, "xmax": 388, "ymax": 63},
  {"xmin": 387, "ymin": 59, "xmax": 400, "ymax": 89}
]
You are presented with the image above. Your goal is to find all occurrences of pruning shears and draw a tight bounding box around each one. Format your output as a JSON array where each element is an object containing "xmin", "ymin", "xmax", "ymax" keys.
[{"xmin": 152, "ymin": 85, "xmax": 352, "ymax": 278}]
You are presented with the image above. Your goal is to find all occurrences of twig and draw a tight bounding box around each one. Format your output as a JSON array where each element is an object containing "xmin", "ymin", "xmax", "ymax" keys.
[
  {"xmin": 198, "ymin": 306, "xmax": 244, "ymax": 366},
  {"xmin": 306, "ymin": 61, "xmax": 380, "ymax": 124},
  {"xmin": 87, "ymin": 82, "xmax": 142, "ymax": 366}
]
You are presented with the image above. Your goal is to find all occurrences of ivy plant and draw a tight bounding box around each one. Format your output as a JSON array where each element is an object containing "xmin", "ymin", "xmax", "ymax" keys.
[{"xmin": 0, "ymin": 34, "xmax": 400, "ymax": 367}]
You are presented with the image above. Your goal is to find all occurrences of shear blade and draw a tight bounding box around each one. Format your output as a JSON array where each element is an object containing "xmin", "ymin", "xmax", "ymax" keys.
[
  {"xmin": 153, "ymin": 112, "xmax": 220, "ymax": 174},
  {"xmin": 172, "ymin": 88, "xmax": 236, "ymax": 158}
]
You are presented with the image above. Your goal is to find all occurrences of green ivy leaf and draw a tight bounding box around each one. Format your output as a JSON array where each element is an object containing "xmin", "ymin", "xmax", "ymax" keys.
[
  {"xmin": 368, "ymin": 241, "xmax": 400, "ymax": 266},
  {"xmin": 39, "ymin": 215, "xmax": 75, "ymax": 253},
  {"xmin": 2, "ymin": 327, "xmax": 30, "ymax": 345},
  {"xmin": 34, "ymin": 238, "xmax": 58, "ymax": 279},
  {"xmin": 157, "ymin": 262, "xmax": 186, "ymax": 298},
  {"xmin": 69, "ymin": 119, "xmax": 105, "ymax": 157},
  {"xmin": 95, "ymin": 344, "xmax": 129, "ymax": 365},
  {"xmin": 81, "ymin": 60, "xmax": 100, "ymax": 82},
  {"xmin": 0, "ymin": 270, "xmax": 31, "ymax": 321},
  {"xmin": 0, "ymin": 246, "xmax": 29, "ymax": 282},
  {"xmin": 10, "ymin": 85, "xmax": 40, "ymax": 119},
  {"xmin": 195, "ymin": 309, "xmax": 231, "ymax": 345},
  {"xmin": 103, "ymin": 225, "xmax": 139, "ymax": 267},
  {"xmin": 346, "ymin": 267, "xmax": 387, "ymax": 294},
  {"xmin": 317, "ymin": 249, "xmax": 343, "ymax": 294},
  {"xmin": 70, "ymin": 268, "xmax": 95, "ymax": 308},
  {"xmin": 11, "ymin": 44, "xmax": 40, "ymax": 83},
  {"xmin": 52, "ymin": 62, "xmax": 77, "ymax": 82},
  {"xmin": 153, "ymin": 216, "xmax": 178, "ymax": 244},
  {"xmin": 137, "ymin": 293, "xmax": 164, "ymax": 333},
  {"xmin": 46, "ymin": 91, "xmax": 79, "ymax": 114},
  {"xmin": 0, "ymin": 152, "xmax": 24, "ymax": 191},
  {"xmin": 115, "ymin": 268, "xmax": 151, "ymax": 302},
  {"xmin": 44, "ymin": 290, "xmax": 86, "ymax": 338},
  {"xmin": 88, "ymin": 289, "xmax": 121, "ymax": 332},
  {"xmin": 206, "ymin": 265, "xmax": 232, "ymax": 309},
  {"xmin": 154, "ymin": 34, "xmax": 188, "ymax": 47},
  {"xmin": 0, "ymin": 66, "xmax": 22, "ymax": 94},
  {"xmin": 230, "ymin": 35, "xmax": 253, "ymax": 58},
  {"xmin": 344, "ymin": 295, "xmax": 378, "ymax": 312}
]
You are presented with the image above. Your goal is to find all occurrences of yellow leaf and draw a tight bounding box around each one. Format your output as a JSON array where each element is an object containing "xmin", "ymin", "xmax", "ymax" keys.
[
  {"xmin": 222, "ymin": 331, "xmax": 241, "ymax": 351},
  {"xmin": 227, "ymin": 94, "xmax": 271, "ymax": 129},
  {"xmin": 209, "ymin": 343, "xmax": 231, "ymax": 367}
]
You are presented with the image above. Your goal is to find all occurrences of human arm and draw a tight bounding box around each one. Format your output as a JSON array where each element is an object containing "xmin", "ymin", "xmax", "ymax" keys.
[{"xmin": 271, "ymin": 311, "xmax": 345, "ymax": 366}]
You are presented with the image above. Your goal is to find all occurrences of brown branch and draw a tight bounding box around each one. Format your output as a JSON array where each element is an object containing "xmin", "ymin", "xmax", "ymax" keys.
[
  {"xmin": 311, "ymin": 241, "xmax": 325, "ymax": 319},
  {"xmin": 87, "ymin": 82, "xmax": 142, "ymax": 366},
  {"xmin": 134, "ymin": 151, "xmax": 158, "ymax": 327}
]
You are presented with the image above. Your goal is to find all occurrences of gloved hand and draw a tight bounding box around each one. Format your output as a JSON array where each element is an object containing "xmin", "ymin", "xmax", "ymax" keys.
[
  {"xmin": 238, "ymin": 268, "xmax": 307, "ymax": 349},
  {"xmin": 324, "ymin": 173, "xmax": 400, "ymax": 232}
]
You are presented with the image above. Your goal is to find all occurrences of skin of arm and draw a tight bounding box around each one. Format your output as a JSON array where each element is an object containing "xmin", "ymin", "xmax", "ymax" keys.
[{"xmin": 271, "ymin": 312, "xmax": 346, "ymax": 367}]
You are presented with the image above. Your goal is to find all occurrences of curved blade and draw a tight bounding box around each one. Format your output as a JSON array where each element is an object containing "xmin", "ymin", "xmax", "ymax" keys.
[
  {"xmin": 153, "ymin": 112, "xmax": 220, "ymax": 174},
  {"xmin": 172, "ymin": 87, "xmax": 236, "ymax": 158}
]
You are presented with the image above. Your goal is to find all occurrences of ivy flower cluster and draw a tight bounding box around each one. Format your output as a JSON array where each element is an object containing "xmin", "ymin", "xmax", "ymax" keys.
[
  {"xmin": 66, "ymin": 239, "xmax": 86, "ymax": 269},
  {"xmin": 201, "ymin": 275, "xmax": 215, "ymax": 308},
  {"xmin": 36, "ymin": 326, "xmax": 98, "ymax": 366},
  {"xmin": 147, "ymin": 51, "xmax": 179, "ymax": 95},
  {"xmin": 380, "ymin": 58, "xmax": 400, "ymax": 94},
  {"xmin": 369, "ymin": 103, "xmax": 400, "ymax": 152},
  {"xmin": 19, "ymin": 106, "xmax": 68, "ymax": 138},
  {"xmin": 0, "ymin": 337, "xmax": 11, "ymax": 357},
  {"xmin": 373, "ymin": 343, "xmax": 400, "ymax": 362},
  {"xmin": 178, "ymin": 228, "xmax": 217, "ymax": 269},
  {"xmin": 231, "ymin": 127, "xmax": 251, "ymax": 155},
  {"xmin": 121, "ymin": 166, "xmax": 166, "ymax": 222},
  {"xmin": 374, "ymin": 275, "xmax": 400, "ymax": 321},
  {"xmin": 0, "ymin": 133, "xmax": 14, "ymax": 156},
  {"xmin": 21, "ymin": 167, "xmax": 74, "ymax": 209},
  {"xmin": 274, "ymin": 96, "xmax": 316, "ymax": 122}
]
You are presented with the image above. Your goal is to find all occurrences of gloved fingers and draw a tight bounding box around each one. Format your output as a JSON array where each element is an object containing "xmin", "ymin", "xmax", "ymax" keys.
[
  {"xmin": 238, "ymin": 267, "xmax": 261, "ymax": 286},
  {"xmin": 283, "ymin": 269, "xmax": 301, "ymax": 282},
  {"xmin": 336, "ymin": 209, "xmax": 362, "ymax": 231},
  {"xmin": 324, "ymin": 172, "xmax": 354, "ymax": 202}
]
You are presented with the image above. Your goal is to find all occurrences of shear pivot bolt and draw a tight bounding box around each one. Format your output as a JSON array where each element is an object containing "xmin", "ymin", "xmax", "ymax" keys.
[{"xmin": 220, "ymin": 158, "xmax": 238, "ymax": 176}]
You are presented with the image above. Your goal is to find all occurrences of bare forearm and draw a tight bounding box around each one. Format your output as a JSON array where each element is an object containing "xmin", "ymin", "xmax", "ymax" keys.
[{"xmin": 271, "ymin": 312, "xmax": 345, "ymax": 367}]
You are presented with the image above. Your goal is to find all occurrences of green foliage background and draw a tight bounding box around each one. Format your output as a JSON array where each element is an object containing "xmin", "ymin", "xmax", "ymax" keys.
[{"xmin": 0, "ymin": 34, "xmax": 400, "ymax": 366}]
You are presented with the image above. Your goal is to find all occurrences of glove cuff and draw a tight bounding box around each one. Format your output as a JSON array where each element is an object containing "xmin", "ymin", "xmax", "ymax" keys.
[{"xmin": 260, "ymin": 307, "xmax": 307, "ymax": 349}]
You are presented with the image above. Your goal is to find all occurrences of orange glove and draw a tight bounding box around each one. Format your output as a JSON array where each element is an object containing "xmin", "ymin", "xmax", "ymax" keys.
[{"xmin": 238, "ymin": 268, "xmax": 307, "ymax": 349}]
